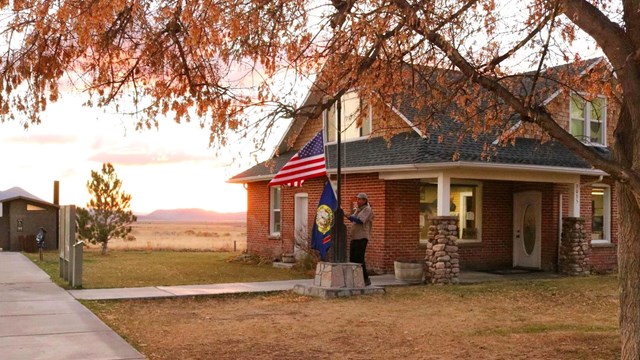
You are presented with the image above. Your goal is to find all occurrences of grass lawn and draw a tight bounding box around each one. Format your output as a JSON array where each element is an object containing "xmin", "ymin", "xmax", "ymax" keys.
[
  {"xmin": 25, "ymin": 250, "xmax": 311, "ymax": 289},
  {"xmin": 86, "ymin": 275, "xmax": 620, "ymax": 360}
]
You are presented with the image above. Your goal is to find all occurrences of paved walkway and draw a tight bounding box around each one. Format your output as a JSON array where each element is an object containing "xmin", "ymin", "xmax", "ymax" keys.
[
  {"xmin": 68, "ymin": 267, "xmax": 559, "ymax": 301},
  {"xmin": 69, "ymin": 276, "xmax": 402, "ymax": 300},
  {"xmin": 0, "ymin": 252, "xmax": 145, "ymax": 360}
]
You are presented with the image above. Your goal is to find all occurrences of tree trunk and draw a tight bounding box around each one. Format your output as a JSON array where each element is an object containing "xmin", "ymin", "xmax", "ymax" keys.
[
  {"xmin": 100, "ymin": 241, "xmax": 108, "ymax": 255},
  {"xmin": 614, "ymin": 103, "xmax": 640, "ymax": 359},
  {"xmin": 617, "ymin": 182, "xmax": 640, "ymax": 359}
]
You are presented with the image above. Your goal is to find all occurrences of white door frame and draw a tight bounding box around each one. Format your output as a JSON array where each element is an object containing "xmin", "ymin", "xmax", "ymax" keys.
[
  {"xmin": 294, "ymin": 193, "xmax": 308, "ymax": 258},
  {"xmin": 513, "ymin": 191, "xmax": 542, "ymax": 269}
]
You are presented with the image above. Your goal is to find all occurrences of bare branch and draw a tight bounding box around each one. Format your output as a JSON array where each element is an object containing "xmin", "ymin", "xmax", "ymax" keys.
[{"xmin": 392, "ymin": 0, "xmax": 640, "ymax": 194}]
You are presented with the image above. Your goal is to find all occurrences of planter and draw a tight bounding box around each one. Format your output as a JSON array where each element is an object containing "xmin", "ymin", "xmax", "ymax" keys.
[{"xmin": 394, "ymin": 260, "xmax": 424, "ymax": 284}]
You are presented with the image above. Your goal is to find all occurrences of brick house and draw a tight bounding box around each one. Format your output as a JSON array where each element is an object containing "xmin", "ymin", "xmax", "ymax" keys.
[
  {"xmin": 0, "ymin": 187, "xmax": 59, "ymax": 252},
  {"xmin": 230, "ymin": 58, "xmax": 619, "ymax": 275}
]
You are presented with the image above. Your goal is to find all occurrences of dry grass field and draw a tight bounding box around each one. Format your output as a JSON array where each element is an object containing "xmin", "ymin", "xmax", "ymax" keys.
[
  {"xmin": 84, "ymin": 221, "xmax": 247, "ymax": 252},
  {"xmin": 88, "ymin": 275, "xmax": 620, "ymax": 360}
]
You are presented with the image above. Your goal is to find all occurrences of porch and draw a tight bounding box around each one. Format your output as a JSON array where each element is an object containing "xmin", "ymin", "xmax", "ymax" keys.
[{"xmin": 365, "ymin": 165, "xmax": 614, "ymax": 277}]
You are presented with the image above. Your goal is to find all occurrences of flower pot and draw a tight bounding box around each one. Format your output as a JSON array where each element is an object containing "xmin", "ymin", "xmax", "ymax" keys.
[{"xmin": 394, "ymin": 260, "xmax": 424, "ymax": 284}]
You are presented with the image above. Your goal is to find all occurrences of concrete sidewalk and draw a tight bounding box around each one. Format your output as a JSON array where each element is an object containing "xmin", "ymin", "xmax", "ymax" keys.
[
  {"xmin": 68, "ymin": 269, "xmax": 555, "ymax": 301},
  {"xmin": 0, "ymin": 252, "xmax": 145, "ymax": 360},
  {"xmin": 69, "ymin": 276, "xmax": 405, "ymax": 301}
]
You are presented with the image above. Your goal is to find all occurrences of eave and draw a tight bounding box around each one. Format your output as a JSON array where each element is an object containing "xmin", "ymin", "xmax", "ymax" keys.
[{"xmin": 228, "ymin": 161, "xmax": 606, "ymax": 184}]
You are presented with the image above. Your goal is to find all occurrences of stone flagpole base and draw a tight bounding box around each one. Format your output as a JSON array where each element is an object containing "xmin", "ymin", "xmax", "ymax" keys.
[{"xmin": 292, "ymin": 262, "xmax": 384, "ymax": 299}]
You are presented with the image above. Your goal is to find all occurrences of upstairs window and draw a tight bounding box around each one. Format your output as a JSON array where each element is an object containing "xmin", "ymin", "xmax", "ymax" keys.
[
  {"xmin": 325, "ymin": 91, "xmax": 372, "ymax": 143},
  {"xmin": 270, "ymin": 187, "xmax": 281, "ymax": 236},
  {"xmin": 570, "ymin": 94, "xmax": 606, "ymax": 146}
]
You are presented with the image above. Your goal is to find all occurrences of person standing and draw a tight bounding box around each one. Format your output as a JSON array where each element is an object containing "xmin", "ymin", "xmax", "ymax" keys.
[{"xmin": 346, "ymin": 193, "xmax": 374, "ymax": 286}]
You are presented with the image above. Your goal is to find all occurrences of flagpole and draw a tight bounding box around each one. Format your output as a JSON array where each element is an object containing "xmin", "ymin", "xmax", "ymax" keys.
[
  {"xmin": 335, "ymin": 95, "xmax": 345, "ymax": 262},
  {"xmin": 337, "ymin": 94, "xmax": 341, "ymax": 214}
]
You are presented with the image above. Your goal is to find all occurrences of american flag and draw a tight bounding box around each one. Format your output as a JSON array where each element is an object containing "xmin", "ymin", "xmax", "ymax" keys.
[{"xmin": 269, "ymin": 131, "xmax": 326, "ymax": 187}]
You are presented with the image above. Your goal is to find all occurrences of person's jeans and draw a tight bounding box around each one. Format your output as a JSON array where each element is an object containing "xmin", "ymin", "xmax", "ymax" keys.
[{"xmin": 349, "ymin": 238, "xmax": 369, "ymax": 283}]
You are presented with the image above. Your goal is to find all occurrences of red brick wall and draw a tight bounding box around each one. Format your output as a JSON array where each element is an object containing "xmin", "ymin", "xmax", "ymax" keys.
[
  {"xmin": 246, "ymin": 177, "xmax": 329, "ymax": 259},
  {"xmin": 382, "ymin": 179, "xmax": 422, "ymax": 270},
  {"xmin": 280, "ymin": 177, "xmax": 325, "ymax": 254},
  {"xmin": 458, "ymin": 181, "xmax": 514, "ymax": 270},
  {"xmin": 246, "ymin": 175, "xmax": 618, "ymax": 273},
  {"xmin": 246, "ymin": 181, "xmax": 280, "ymax": 258}
]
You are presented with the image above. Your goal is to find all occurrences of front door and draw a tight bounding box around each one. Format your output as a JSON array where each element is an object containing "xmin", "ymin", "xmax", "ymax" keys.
[
  {"xmin": 513, "ymin": 191, "xmax": 542, "ymax": 269},
  {"xmin": 294, "ymin": 194, "xmax": 308, "ymax": 258}
]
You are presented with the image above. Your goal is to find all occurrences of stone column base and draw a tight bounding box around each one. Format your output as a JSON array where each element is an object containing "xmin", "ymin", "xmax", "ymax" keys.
[
  {"xmin": 314, "ymin": 262, "xmax": 366, "ymax": 288},
  {"xmin": 425, "ymin": 216, "xmax": 460, "ymax": 284},
  {"xmin": 291, "ymin": 262, "xmax": 385, "ymax": 299},
  {"xmin": 559, "ymin": 217, "xmax": 591, "ymax": 276}
]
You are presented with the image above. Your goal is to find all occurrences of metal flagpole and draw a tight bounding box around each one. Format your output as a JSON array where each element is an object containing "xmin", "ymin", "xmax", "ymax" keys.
[{"xmin": 335, "ymin": 95, "xmax": 345, "ymax": 262}]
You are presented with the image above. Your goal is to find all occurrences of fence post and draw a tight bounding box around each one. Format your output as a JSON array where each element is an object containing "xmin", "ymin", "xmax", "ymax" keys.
[
  {"xmin": 71, "ymin": 241, "xmax": 84, "ymax": 288},
  {"xmin": 58, "ymin": 205, "xmax": 76, "ymax": 282}
]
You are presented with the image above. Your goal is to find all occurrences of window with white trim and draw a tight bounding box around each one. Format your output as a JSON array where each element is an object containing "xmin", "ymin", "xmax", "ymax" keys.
[
  {"xmin": 324, "ymin": 91, "xmax": 372, "ymax": 143},
  {"xmin": 419, "ymin": 180, "xmax": 482, "ymax": 244},
  {"xmin": 270, "ymin": 187, "xmax": 281, "ymax": 236},
  {"xmin": 591, "ymin": 185, "xmax": 611, "ymax": 244},
  {"xmin": 570, "ymin": 94, "xmax": 606, "ymax": 145}
]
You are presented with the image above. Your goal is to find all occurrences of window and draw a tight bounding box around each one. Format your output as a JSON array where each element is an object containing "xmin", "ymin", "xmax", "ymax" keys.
[
  {"xmin": 419, "ymin": 181, "xmax": 482, "ymax": 244},
  {"xmin": 570, "ymin": 94, "xmax": 606, "ymax": 145},
  {"xmin": 325, "ymin": 91, "xmax": 372, "ymax": 142},
  {"xmin": 27, "ymin": 204, "xmax": 46, "ymax": 211},
  {"xmin": 270, "ymin": 187, "xmax": 281, "ymax": 236},
  {"xmin": 591, "ymin": 185, "xmax": 611, "ymax": 244}
]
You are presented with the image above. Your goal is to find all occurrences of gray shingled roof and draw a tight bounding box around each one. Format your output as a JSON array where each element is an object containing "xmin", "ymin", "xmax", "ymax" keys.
[
  {"xmin": 0, "ymin": 187, "xmax": 46, "ymax": 202},
  {"xmin": 229, "ymin": 151, "xmax": 297, "ymax": 181},
  {"xmin": 229, "ymin": 130, "xmax": 602, "ymax": 182},
  {"xmin": 229, "ymin": 58, "xmax": 608, "ymax": 182},
  {"xmin": 325, "ymin": 132, "xmax": 595, "ymax": 169},
  {"xmin": 0, "ymin": 187, "xmax": 57, "ymax": 209}
]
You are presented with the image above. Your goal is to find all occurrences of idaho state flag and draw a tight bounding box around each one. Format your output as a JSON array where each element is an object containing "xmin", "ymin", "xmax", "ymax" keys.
[{"xmin": 312, "ymin": 181, "xmax": 337, "ymax": 261}]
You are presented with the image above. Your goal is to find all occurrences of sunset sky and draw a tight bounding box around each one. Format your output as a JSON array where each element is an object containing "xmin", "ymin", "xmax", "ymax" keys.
[{"xmin": 0, "ymin": 94, "xmax": 280, "ymax": 214}]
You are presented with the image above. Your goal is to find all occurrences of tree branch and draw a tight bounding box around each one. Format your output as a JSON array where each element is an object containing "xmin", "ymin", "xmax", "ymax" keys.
[
  {"xmin": 485, "ymin": 12, "xmax": 553, "ymax": 71},
  {"xmin": 392, "ymin": 0, "xmax": 640, "ymax": 194},
  {"xmin": 559, "ymin": 0, "xmax": 631, "ymax": 67}
]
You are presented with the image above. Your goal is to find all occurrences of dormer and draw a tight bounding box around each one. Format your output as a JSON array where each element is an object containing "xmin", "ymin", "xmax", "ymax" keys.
[
  {"xmin": 569, "ymin": 93, "xmax": 606, "ymax": 146},
  {"xmin": 324, "ymin": 90, "xmax": 372, "ymax": 143}
]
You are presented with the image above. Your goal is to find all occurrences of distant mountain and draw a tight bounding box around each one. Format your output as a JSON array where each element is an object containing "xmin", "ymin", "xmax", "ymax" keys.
[{"xmin": 138, "ymin": 208, "xmax": 245, "ymax": 222}]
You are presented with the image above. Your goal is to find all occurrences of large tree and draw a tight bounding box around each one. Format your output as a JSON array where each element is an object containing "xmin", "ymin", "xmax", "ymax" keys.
[
  {"xmin": 1, "ymin": 0, "xmax": 639, "ymax": 356},
  {"xmin": 76, "ymin": 163, "xmax": 137, "ymax": 255}
]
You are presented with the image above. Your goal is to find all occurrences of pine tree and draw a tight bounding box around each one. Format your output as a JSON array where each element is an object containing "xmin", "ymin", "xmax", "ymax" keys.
[{"xmin": 77, "ymin": 163, "xmax": 137, "ymax": 255}]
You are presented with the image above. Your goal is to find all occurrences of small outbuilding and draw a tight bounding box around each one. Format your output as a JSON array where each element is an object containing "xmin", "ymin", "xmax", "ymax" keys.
[{"xmin": 0, "ymin": 187, "xmax": 59, "ymax": 252}]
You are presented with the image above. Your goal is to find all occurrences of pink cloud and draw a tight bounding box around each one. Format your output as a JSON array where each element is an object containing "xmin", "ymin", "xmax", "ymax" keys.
[
  {"xmin": 8, "ymin": 134, "xmax": 78, "ymax": 144},
  {"xmin": 89, "ymin": 151, "xmax": 212, "ymax": 165}
]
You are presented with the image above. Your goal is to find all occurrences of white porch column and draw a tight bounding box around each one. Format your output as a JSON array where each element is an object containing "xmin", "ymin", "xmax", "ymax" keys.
[
  {"xmin": 568, "ymin": 182, "xmax": 581, "ymax": 217},
  {"xmin": 437, "ymin": 173, "xmax": 451, "ymax": 216}
]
